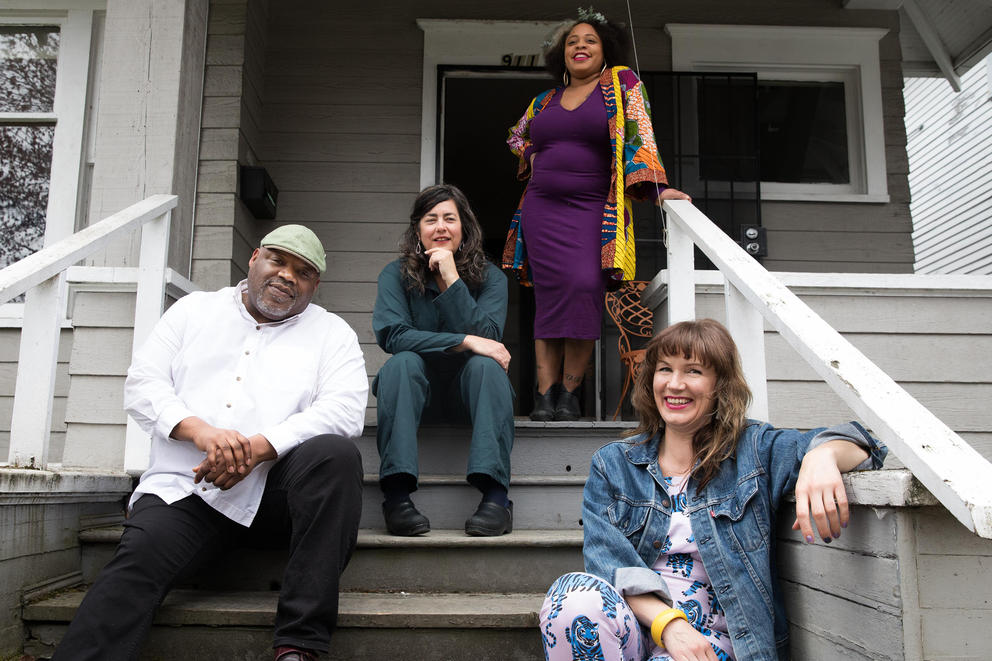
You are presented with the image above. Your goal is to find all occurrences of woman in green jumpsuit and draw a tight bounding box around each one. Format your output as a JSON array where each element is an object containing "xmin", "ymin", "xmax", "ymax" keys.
[{"xmin": 373, "ymin": 184, "xmax": 515, "ymax": 537}]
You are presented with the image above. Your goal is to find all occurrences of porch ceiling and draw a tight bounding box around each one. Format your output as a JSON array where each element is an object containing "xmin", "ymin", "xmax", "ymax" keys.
[{"xmin": 846, "ymin": 0, "xmax": 992, "ymax": 89}]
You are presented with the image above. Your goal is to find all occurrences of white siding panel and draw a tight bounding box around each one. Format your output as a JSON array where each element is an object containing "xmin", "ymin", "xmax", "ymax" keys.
[{"xmin": 907, "ymin": 52, "xmax": 992, "ymax": 274}]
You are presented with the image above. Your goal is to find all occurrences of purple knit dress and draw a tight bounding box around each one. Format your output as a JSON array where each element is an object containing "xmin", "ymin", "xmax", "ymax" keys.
[{"xmin": 520, "ymin": 85, "xmax": 612, "ymax": 340}]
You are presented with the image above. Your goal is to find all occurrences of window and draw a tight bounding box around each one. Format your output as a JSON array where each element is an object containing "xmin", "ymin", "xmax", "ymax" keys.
[
  {"xmin": 0, "ymin": 8, "xmax": 99, "ymax": 317},
  {"xmin": 758, "ymin": 80, "xmax": 849, "ymax": 184},
  {"xmin": 0, "ymin": 26, "xmax": 59, "ymax": 270},
  {"xmin": 668, "ymin": 24, "xmax": 890, "ymax": 202}
]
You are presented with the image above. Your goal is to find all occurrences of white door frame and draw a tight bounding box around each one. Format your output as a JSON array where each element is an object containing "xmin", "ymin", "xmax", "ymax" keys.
[{"xmin": 417, "ymin": 19, "xmax": 554, "ymax": 189}]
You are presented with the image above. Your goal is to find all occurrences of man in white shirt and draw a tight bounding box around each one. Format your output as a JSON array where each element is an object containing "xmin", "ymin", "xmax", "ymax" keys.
[{"xmin": 53, "ymin": 226, "xmax": 369, "ymax": 661}]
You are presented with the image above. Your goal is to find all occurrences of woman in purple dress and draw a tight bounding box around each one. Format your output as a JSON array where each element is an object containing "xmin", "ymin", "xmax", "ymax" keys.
[{"xmin": 504, "ymin": 9, "xmax": 691, "ymax": 422}]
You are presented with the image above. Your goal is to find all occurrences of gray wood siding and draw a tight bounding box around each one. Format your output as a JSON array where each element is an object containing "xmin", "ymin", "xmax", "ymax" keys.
[
  {"xmin": 777, "ymin": 497, "xmax": 992, "ymax": 660},
  {"xmin": 61, "ymin": 290, "xmax": 135, "ymax": 470},
  {"xmin": 913, "ymin": 507, "xmax": 992, "ymax": 659},
  {"xmin": 906, "ymin": 53, "xmax": 992, "ymax": 275},
  {"xmin": 0, "ymin": 329, "xmax": 71, "ymax": 463},
  {"xmin": 193, "ymin": 0, "xmax": 270, "ymax": 290},
  {"xmin": 777, "ymin": 508, "xmax": 905, "ymax": 659}
]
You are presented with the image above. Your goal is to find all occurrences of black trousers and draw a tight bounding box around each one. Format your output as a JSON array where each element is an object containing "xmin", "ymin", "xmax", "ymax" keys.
[{"xmin": 52, "ymin": 435, "xmax": 363, "ymax": 661}]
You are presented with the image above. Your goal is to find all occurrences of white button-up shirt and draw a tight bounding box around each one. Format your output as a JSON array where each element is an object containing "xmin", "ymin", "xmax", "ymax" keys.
[{"xmin": 124, "ymin": 282, "xmax": 368, "ymax": 526}]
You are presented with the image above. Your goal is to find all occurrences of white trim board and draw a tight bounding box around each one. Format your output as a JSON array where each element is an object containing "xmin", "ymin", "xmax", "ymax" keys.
[
  {"xmin": 416, "ymin": 19, "xmax": 555, "ymax": 189},
  {"xmin": 667, "ymin": 24, "xmax": 890, "ymax": 203}
]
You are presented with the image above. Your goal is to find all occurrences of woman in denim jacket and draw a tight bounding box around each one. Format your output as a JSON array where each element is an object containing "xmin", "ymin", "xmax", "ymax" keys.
[{"xmin": 540, "ymin": 319, "xmax": 886, "ymax": 661}]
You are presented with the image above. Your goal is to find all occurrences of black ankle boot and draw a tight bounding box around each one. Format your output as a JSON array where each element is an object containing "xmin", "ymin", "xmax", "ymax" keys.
[
  {"xmin": 530, "ymin": 383, "xmax": 561, "ymax": 421},
  {"xmin": 554, "ymin": 386, "xmax": 581, "ymax": 421}
]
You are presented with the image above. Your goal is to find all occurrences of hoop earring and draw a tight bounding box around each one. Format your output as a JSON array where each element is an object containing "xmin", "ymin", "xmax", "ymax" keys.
[
  {"xmin": 601, "ymin": 62, "xmax": 608, "ymax": 75},
  {"xmin": 563, "ymin": 71, "xmax": 569, "ymax": 86},
  {"xmin": 415, "ymin": 242, "xmax": 423, "ymax": 255}
]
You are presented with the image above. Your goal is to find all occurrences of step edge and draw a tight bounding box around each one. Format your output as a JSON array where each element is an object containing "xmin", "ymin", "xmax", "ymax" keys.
[
  {"xmin": 24, "ymin": 590, "xmax": 547, "ymax": 629},
  {"xmin": 362, "ymin": 474, "xmax": 588, "ymax": 486},
  {"xmin": 79, "ymin": 527, "xmax": 584, "ymax": 548}
]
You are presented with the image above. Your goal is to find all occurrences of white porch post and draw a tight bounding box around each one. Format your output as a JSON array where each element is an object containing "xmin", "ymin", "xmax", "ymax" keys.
[
  {"xmin": 7, "ymin": 274, "xmax": 67, "ymax": 468},
  {"xmin": 724, "ymin": 281, "xmax": 769, "ymax": 421},
  {"xmin": 86, "ymin": 0, "xmax": 206, "ymax": 271},
  {"xmin": 124, "ymin": 211, "xmax": 172, "ymax": 475},
  {"xmin": 665, "ymin": 215, "xmax": 696, "ymax": 325}
]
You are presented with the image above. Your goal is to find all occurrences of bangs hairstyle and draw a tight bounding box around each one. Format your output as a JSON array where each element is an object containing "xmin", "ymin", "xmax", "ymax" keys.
[
  {"xmin": 399, "ymin": 184, "xmax": 489, "ymax": 294},
  {"xmin": 542, "ymin": 13, "xmax": 631, "ymax": 83},
  {"xmin": 630, "ymin": 319, "xmax": 752, "ymax": 491}
]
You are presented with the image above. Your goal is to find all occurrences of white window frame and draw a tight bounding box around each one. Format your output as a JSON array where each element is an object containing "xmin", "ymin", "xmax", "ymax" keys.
[
  {"xmin": 0, "ymin": 3, "xmax": 103, "ymax": 322},
  {"xmin": 667, "ymin": 24, "xmax": 890, "ymax": 203}
]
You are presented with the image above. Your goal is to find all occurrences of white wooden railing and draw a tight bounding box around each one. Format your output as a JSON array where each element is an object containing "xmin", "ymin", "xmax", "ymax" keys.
[
  {"xmin": 660, "ymin": 199, "xmax": 992, "ymax": 539},
  {"xmin": 0, "ymin": 195, "xmax": 178, "ymax": 472}
]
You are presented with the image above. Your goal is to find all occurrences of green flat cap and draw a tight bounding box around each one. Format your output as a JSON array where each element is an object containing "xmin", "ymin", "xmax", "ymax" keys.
[{"xmin": 260, "ymin": 224, "xmax": 326, "ymax": 273}]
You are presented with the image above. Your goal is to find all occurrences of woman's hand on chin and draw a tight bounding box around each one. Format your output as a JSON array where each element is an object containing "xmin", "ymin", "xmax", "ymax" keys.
[
  {"xmin": 658, "ymin": 187, "xmax": 692, "ymax": 204},
  {"xmin": 425, "ymin": 247, "xmax": 460, "ymax": 288}
]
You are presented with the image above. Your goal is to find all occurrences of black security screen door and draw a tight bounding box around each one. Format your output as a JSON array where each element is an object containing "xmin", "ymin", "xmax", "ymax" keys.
[{"xmin": 634, "ymin": 71, "xmax": 761, "ymax": 274}]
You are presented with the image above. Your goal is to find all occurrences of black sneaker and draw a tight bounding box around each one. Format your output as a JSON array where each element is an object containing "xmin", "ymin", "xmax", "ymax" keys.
[
  {"xmin": 382, "ymin": 499, "xmax": 430, "ymax": 536},
  {"xmin": 530, "ymin": 384, "xmax": 561, "ymax": 421}
]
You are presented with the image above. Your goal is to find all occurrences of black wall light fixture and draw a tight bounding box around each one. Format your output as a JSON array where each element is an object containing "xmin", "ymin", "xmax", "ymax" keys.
[{"xmin": 239, "ymin": 165, "xmax": 278, "ymax": 219}]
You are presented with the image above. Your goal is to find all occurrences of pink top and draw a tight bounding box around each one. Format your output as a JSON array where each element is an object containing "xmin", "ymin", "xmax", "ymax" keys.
[{"xmin": 651, "ymin": 474, "xmax": 736, "ymax": 660}]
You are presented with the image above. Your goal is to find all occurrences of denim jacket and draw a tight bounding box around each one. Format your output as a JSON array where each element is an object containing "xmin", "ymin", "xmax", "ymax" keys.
[{"xmin": 582, "ymin": 421, "xmax": 886, "ymax": 661}]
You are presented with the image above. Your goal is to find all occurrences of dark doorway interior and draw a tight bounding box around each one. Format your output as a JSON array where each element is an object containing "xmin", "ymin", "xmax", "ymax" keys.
[
  {"xmin": 439, "ymin": 68, "xmax": 761, "ymax": 419},
  {"xmin": 440, "ymin": 69, "xmax": 552, "ymax": 416}
]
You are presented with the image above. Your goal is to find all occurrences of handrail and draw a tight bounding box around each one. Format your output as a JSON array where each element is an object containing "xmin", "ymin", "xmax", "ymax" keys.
[
  {"xmin": 0, "ymin": 194, "xmax": 177, "ymax": 469},
  {"xmin": 0, "ymin": 195, "xmax": 177, "ymax": 304},
  {"xmin": 660, "ymin": 199, "xmax": 992, "ymax": 538}
]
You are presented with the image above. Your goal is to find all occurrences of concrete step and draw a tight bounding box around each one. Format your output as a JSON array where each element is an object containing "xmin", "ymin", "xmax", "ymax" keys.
[
  {"xmin": 23, "ymin": 588, "xmax": 546, "ymax": 660},
  {"xmin": 80, "ymin": 527, "xmax": 583, "ymax": 593},
  {"xmin": 355, "ymin": 420, "xmax": 630, "ymax": 477}
]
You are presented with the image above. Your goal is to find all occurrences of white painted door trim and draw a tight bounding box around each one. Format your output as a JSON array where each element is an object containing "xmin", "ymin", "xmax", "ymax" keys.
[{"xmin": 416, "ymin": 19, "xmax": 554, "ymax": 189}]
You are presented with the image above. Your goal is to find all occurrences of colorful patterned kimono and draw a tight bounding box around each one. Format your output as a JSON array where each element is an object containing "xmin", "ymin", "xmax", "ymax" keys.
[{"xmin": 502, "ymin": 66, "xmax": 669, "ymax": 286}]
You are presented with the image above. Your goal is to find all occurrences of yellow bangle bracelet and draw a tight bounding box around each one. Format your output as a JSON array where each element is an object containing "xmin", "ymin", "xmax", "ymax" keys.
[{"xmin": 650, "ymin": 608, "xmax": 688, "ymax": 648}]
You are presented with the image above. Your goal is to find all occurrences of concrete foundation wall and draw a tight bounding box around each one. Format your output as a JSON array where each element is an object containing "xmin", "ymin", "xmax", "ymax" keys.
[{"xmin": 0, "ymin": 471, "xmax": 131, "ymax": 658}]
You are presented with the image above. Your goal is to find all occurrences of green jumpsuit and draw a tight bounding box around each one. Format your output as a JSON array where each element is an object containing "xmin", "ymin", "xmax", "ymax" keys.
[{"xmin": 372, "ymin": 260, "xmax": 514, "ymax": 491}]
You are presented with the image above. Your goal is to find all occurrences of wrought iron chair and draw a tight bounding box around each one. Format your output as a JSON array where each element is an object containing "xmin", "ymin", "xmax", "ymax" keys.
[{"xmin": 604, "ymin": 281, "xmax": 653, "ymax": 420}]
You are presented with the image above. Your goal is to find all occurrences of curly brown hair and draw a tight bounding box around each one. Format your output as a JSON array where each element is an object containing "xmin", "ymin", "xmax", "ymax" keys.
[
  {"xmin": 629, "ymin": 319, "xmax": 752, "ymax": 490},
  {"xmin": 399, "ymin": 184, "xmax": 489, "ymax": 294}
]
